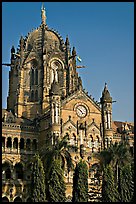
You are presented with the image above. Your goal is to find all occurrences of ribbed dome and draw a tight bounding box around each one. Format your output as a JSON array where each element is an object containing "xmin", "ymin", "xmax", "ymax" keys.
[{"xmin": 24, "ymin": 26, "xmax": 64, "ymax": 53}]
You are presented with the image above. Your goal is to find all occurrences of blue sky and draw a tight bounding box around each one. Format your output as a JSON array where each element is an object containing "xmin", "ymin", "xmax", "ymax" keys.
[{"xmin": 2, "ymin": 2, "xmax": 134, "ymax": 122}]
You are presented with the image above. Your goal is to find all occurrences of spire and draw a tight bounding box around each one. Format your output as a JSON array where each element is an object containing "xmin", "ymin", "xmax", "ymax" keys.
[
  {"xmin": 101, "ymin": 82, "xmax": 112, "ymax": 103},
  {"xmin": 41, "ymin": 3, "xmax": 46, "ymax": 25}
]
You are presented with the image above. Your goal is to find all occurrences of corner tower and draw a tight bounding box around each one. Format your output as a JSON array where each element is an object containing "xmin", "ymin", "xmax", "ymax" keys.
[{"xmin": 100, "ymin": 83, "xmax": 113, "ymax": 148}]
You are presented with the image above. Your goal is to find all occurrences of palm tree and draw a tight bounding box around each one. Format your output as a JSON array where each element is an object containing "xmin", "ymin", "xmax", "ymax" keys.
[
  {"xmin": 109, "ymin": 141, "xmax": 132, "ymax": 184},
  {"xmin": 40, "ymin": 134, "xmax": 76, "ymax": 176},
  {"xmin": 93, "ymin": 141, "xmax": 133, "ymax": 202},
  {"xmin": 39, "ymin": 134, "xmax": 77, "ymax": 201}
]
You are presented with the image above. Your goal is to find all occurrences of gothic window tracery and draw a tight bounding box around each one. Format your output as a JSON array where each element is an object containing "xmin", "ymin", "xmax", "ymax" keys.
[{"xmin": 50, "ymin": 60, "xmax": 63, "ymax": 86}]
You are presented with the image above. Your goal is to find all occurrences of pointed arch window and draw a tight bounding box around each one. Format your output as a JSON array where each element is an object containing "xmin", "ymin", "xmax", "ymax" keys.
[
  {"xmin": 35, "ymin": 90, "xmax": 38, "ymax": 101},
  {"xmin": 35, "ymin": 69, "xmax": 38, "ymax": 85},
  {"xmin": 31, "ymin": 69, "xmax": 34, "ymax": 85},
  {"xmin": 13, "ymin": 138, "xmax": 18, "ymax": 149},
  {"xmin": 15, "ymin": 163, "xmax": 24, "ymax": 179},
  {"xmin": 7, "ymin": 137, "xmax": 12, "ymax": 148},
  {"xmin": 31, "ymin": 90, "xmax": 34, "ymax": 101},
  {"xmin": 20, "ymin": 138, "xmax": 24, "ymax": 150}
]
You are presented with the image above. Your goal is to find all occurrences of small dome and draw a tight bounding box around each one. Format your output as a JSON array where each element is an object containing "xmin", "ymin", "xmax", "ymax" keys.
[
  {"xmin": 50, "ymin": 80, "xmax": 61, "ymax": 95},
  {"xmin": 102, "ymin": 89, "xmax": 112, "ymax": 101},
  {"xmin": 101, "ymin": 83, "xmax": 112, "ymax": 103}
]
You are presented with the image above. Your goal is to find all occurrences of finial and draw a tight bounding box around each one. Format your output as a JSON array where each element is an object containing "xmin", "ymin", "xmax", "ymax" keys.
[
  {"xmin": 41, "ymin": 3, "xmax": 46, "ymax": 25},
  {"xmin": 65, "ymin": 35, "xmax": 70, "ymax": 46},
  {"xmin": 104, "ymin": 82, "xmax": 108, "ymax": 91},
  {"xmin": 72, "ymin": 46, "xmax": 76, "ymax": 56}
]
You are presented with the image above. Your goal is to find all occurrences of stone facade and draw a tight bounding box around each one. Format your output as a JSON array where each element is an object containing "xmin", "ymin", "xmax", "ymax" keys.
[{"xmin": 2, "ymin": 5, "xmax": 134, "ymax": 202}]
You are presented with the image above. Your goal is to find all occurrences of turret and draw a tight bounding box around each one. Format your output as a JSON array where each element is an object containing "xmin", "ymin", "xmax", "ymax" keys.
[
  {"xmin": 100, "ymin": 83, "xmax": 113, "ymax": 148},
  {"xmin": 65, "ymin": 35, "xmax": 71, "ymax": 63},
  {"xmin": 11, "ymin": 46, "xmax": 15, "ymax": 61}
]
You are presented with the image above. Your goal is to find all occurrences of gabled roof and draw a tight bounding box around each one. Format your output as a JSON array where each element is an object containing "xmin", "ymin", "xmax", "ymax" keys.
[
  {"xmin": 62, "ymin": 118, "xmax": 77, "ymax": 130},
  {"xmin": 62, "ymin": 89, "xmax": 101, "ymax": 111},
  {"xmin": 87, "ymin": 121, "xmax": 100, "ymax": 131}
]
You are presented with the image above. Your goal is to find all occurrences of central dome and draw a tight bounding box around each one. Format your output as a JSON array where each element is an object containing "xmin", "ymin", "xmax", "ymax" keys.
[{"xmin": 24, "ymin": 26, "xmax": 65, "ymax": 53}]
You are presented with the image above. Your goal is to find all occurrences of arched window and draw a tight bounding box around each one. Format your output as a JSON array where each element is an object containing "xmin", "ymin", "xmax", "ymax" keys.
[
  {"xmin": 2, "ymin": 137, "xmax": 5, "ymax": 149},
  {"xmin": 88, "ymin": 135, "xmax": 93, "ymax": 148},
  {"xmin": 106, "ymin": 138, "xmax": 109, "ymax": 148},
  {"xmin": 5, "ymin": 168, "xmax": 11, "ymax": 179},
  {"xmin": 2, "ymin": 196, "xmax": 9, "ymax": 202},
  {"xmin": 3, "ymin": 162, "xmax": 11, "ymax": 179},
  {"xmin": 31, "ymin": 90, "xmax": 34, "ymax": 102},
  {"xmin": 35, "ymin": 90, "xmax": 38, "ymax": 101},
  {"xmin": 35, "ymin": 69, "xmax": 38, "ymax": 85},
  {"xmin": 13, "ymin": 138, "xmax": 18, "ymax": 149},
  {"xmin": 14, "ymin": 197, "xmax": 22, "ymax": 202},
  {"xmin": 20, "ymin": 138, "xmax": 24, "ymax": 150},
  {"xmin": 95, "ymin": 136, "xmax": 100, "ymax": 148},
  {"xmin": 15, "ymin": 163, "xmax": 23, "ymax": 179},
  {"xmin": 26, "ymin": 139, "xmax": 31, "ymax": 151},
  {"xmin": 7, "ymin": 137, "xmax": 12, "ymax": 148},
  {"xmin": 31, "ymin": 69, "xmax": 34, "ymax": 85},
  {"xmin": 32, "ymin": 139, "xmax": 37, "ymax": 151}
]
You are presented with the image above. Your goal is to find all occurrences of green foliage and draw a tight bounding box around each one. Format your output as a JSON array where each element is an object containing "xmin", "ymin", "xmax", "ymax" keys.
[
  {"xmin": 72, "ymin": 160, "xmax": 88, "ymax": 202},
  {"xmin": 102, "ymin": 164, "xmax": 120, "ymax": 202},
  {"xmin": 31, "ymin": 154, "xmax": 46, "ymax": 202},
  {"xmin": 40, "ymin": 135, "xmax": 75, "ymax": 202},
  {"xmin": 47, "ymin": 159, "xmax": 66, "ymax": 202},
  {"xmin": 94, "ymin": 141, "xmax": 134, "ymax": 202},
  {"xmin": 41, "ymin": 135, "xmax": 74, "ymax": 177},
  {"xmin": 119, "ymin": 163, "xmax": 134, "ymax": 202}
]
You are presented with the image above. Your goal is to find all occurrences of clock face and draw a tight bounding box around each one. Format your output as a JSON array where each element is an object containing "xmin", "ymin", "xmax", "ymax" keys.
[{"xmin": 76, "ymin": 105, "xmax": 87, "ymax": 118}]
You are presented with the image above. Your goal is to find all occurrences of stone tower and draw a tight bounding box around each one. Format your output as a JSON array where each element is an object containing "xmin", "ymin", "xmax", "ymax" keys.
[
  {"xmin": 100, "ymin": 83, "xmax": 113, "ymax": 148},
  {"xmin": 7, "ymin": 4, "xmax": 81, "ymax": 119}
]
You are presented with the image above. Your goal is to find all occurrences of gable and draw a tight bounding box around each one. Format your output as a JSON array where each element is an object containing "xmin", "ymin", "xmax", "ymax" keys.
[
  {"xmin": 62, "ymin": 119, "xmax": 77, "ymax": 134},
  {"xmin": 62, "ymin": 90, "xmax": 101, "ymax": 111}
]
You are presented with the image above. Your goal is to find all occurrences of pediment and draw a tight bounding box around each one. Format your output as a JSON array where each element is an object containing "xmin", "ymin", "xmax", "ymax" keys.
[
  {"xmin": 87, "ymin": 122, "xmax": 100, "ymax": 134},
  {"xmin": 62, "ymin": 119, "xmax": 77, "ymax": 133},
  {"xmin": 62, "ymin": 89, "xmax": 101, "ymax": 112}
]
